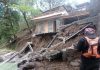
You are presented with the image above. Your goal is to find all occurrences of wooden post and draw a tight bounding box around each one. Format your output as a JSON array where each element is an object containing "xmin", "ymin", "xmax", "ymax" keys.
[
  {"xmin": 53, "ymin": 20, "xmax": 56, "ymax": 32},
  {"xmin": 47, "ymin": 34, "xmax": 58, "ymax": 48}
]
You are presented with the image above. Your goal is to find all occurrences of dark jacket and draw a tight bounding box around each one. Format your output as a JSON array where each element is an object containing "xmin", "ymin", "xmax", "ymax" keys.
[{"xmin": 76, "ymin": 37, "xmax": 100, "ymax": 70}]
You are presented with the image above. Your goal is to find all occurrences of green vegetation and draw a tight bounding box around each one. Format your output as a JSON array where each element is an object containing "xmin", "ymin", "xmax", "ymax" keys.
[{"xmin": 0, "ymin": 0, "xmax": 41, "ymax": 47}]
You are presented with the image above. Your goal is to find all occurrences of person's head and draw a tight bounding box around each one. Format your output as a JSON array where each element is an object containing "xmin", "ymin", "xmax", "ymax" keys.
[{"xmin": 84, "ymin": 25, "xmax": 97, "ymax": 39}]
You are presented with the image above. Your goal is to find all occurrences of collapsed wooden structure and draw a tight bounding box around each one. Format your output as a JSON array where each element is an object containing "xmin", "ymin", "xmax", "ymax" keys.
[
  {"xmin": 1, "ymin": 1, "xmax": 100, "ymax": 69},
  {"xmin": 0, "ymin": 14, "xmax": 99, "ymax": 70}
]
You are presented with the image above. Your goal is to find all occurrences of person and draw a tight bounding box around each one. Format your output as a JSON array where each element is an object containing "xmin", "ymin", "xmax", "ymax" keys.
[{"xmin": 69, "ymin": 25, "xmax": 100, "ymax": 70}]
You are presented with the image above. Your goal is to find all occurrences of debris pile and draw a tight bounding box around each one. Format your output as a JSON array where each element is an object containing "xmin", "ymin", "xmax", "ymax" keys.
[
  {"xmin": 0, "ymin": 22, "xmax": 93, "ymax": 70},
  {"xmin": 16, "ymin": 22, "xmax": 91, "ymax": 70}
]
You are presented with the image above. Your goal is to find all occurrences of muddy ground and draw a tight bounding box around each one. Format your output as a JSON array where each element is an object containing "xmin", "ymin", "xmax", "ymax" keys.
[{"xmin": 16, "ymin": 23, "xmax": 89, "ymax": 70}]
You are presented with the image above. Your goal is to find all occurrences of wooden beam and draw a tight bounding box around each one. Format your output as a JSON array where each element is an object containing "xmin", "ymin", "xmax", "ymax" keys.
[
  {"xmin": 2, "ymin": 52, "xmax": 19, "ymax": 64},
  {"xmin": 47, "ymin": 34, "xmax": 58, "ymax": 48},
  {"xmin": 2, "ymin": 42, "xmax": 33, "ymax": 64},
  {"xmin": 46, "ymin": 23, "xmax": 92, "ymax": 51},
  {"xmin": 65, "ymin": 23, "xmax": 92, "ymax": 42},
  {"xmin": 61, "ymin": 16, "xmax": 98, "ymax": 31}
]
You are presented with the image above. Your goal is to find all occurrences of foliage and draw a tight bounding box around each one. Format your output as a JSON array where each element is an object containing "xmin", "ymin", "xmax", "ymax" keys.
[
  {"xmin": 11, "ymin": 4, "xmax": 41, "ymax": 16},
  {"xmin": 0, "ymin": 2, "xmax": 5, "ymax": 17},
  {"xmin": 0, "ymin": 9, "xmax": 20, "ymax": 43},
  {"xmin": 38, "ymin": 0, "xmax": 65, "ymax": 11},
  {"xmin": 0, "ymin": 0, "xmax": 41, "ymax": 45},
  {"xmin": 0, "ymin": 1, "xmax": 20, "ymax": 44}
]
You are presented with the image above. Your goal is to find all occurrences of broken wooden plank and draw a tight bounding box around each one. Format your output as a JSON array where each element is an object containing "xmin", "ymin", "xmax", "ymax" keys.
[
  {"xmin": 47, "ymin": 34, "xmax": 58, "ymax": 48},
  {"xmin": 19, "ymin": 42, "xmax": 33, "ymax": 53},
  {"xmin": 2, "ymin": 52, "xmax": 19, "ymax": 64},
  {"xmin": 2, "ymin": 42, "xmax": 33, "ymax": 64},
  {"xmin": 46, "ymin": 16, "xmax": 96, "ymax": 49},
  {"xmin": 46, "ymin": 23, "xmax": 92, "ymax": 51},
  {"xmin": 46, "ymin": 21, "xmax": 77, "ymax": 48},
  {"xmin": 61, "ymin": 15, "xmax": 98, "ymax": 31},
  {"xmin": 27, "ymin": 42, "xmax": 33, "ymax": 52},
  {"xmin": 47, "ymin": 42, "xmax": 63, "ymax": 51},
  {"xmin": 65, "ymin": 23, "xmax": 92, "ymax": 43}
]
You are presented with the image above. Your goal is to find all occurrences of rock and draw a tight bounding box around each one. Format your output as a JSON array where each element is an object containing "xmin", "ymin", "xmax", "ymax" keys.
[
  {"xmin": 20, "ymin": 62, "xmax": 36, "ymax": 70},
  {"xmin": 45, "ymin": 50, "xmax": 62, "ymax": 61},
  {"xmin": 32, "ymin": 54, "xmax": 43, "ymax": 61},
  {"xmin": 70, "ymin": 59, "xmax": 80, "ymax": 67},
  {"xmin": 62, "ymin": 48, "xmax": 68, "ymax": 61},
  {"xmin": 17, "ymin": 60, "xmax": 27, "ymax": 68}
]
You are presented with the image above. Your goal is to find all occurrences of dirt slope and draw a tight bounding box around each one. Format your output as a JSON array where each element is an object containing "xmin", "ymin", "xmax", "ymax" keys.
[{"xmin": 16, "ymin": 23, "xmax": 89, "ymax": 70}]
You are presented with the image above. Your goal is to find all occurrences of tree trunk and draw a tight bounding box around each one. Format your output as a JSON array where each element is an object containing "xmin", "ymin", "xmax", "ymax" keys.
[{"xmin": 22, "ymin": 12, "xmax": 32, "ymax": 33}]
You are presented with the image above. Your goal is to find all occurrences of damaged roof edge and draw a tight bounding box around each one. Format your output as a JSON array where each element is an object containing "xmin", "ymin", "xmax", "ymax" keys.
[{"xmin": 31, "ymin": 11, "xmax": 89, "ymax": 22}]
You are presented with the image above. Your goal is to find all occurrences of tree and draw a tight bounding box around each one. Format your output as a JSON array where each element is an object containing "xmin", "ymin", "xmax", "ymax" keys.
[
  {"xmin": 0, "ymin": 0, "xmax": 21, "ymax": 43},
  {"xmin": 0, "ymin": 0, "xmax": 41, "ymax": 44},
  {"xmin": 10, "ymin": 0, "xmax": 41, "ymax": 33},
  {"xmin": 37, "ymin": 0, "xmax": 65, "ymax": 11},
  {"xmin": 89, "ymin": 0, "xmax": 100, "ymax": 16}
]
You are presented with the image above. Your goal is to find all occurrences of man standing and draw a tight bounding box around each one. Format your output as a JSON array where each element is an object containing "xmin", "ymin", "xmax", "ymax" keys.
[{"xmin": 70, "ymin": 25, "xmax": 100, "ymax": 70}]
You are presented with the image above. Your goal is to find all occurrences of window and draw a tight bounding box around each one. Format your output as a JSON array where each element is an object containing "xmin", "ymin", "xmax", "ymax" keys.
[
  {"xmin": 56, "ymin": 19, "xmax": 62, "ymax": 31},
  {"xmin": 38, "ymin": 22, "xmax": 45, "ymax": 33},
  {"xmin": 48, "ymin": 21, "xmax": 53, "ymax": 32}
]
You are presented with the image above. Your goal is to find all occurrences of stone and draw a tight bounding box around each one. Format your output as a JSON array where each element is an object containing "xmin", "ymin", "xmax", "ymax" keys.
[
  {"xmin": 21, "ymin": 62, "xmax": 36, "ymax": 70},
  {"xmin": 70, "ymin": 60, "xmax": 80, "ymax": 67},
  {"xmin": 45, "ymin": 50, "xmax": 62, "ymax": 61},
  {"xmin": 17, "ymin": 60, "xmax": 27, "ymax": 68}
]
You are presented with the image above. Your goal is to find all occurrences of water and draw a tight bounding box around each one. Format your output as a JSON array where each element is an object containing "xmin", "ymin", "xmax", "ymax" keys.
[{"xmin": 0, "ymin": 63, "xmax": 17, "ymax": 70}]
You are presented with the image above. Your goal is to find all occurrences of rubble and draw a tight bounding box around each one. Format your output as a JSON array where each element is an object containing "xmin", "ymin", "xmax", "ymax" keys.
[
  {"xmin": 16, "ymin": 22, "xmax": 91, "ymax": 70},
  {"xmin": 18, "ymin": 62, "xmax": 36, "ymax": 70},
  {"xmin": 1, "ymin": 21, "xmax": 94, "ymax": 70},
  {"xmin": 70, "ymin": 59, "xmax": 80, "ymax": 67},
  {"xmin": 44, "ymin": 50, "xmax": 62, "ymax": 61}
]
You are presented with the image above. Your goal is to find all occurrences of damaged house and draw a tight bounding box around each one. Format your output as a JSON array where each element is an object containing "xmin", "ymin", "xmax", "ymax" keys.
[{"xmin": 32, "ymin": 4, "xmax": 89, "ymax": 35}]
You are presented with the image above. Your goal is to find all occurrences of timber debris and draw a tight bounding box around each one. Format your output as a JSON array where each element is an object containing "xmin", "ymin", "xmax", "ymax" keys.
[{"xmin": 0, "ymin": 17, "xmax": 96, "ymax": 70}]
